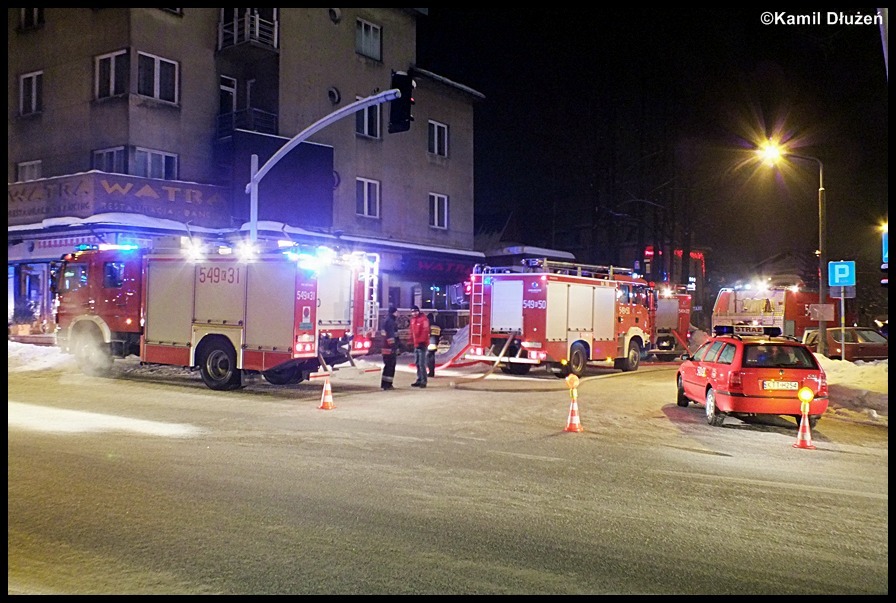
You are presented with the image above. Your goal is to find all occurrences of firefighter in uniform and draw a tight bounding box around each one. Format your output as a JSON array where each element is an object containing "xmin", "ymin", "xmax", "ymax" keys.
[
  {"xmin": 380, "ymin": 306, "xmax": 399, "ymax": 390},
  {"xmin": 426, "ymin": 312, "xmax": 442, "ymax": 378}
]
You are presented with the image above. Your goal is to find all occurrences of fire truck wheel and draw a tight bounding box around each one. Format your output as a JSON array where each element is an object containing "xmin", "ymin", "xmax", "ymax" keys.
[
  {"xmin": 614, "ymin": 340, "xmax": 641, "ymax": 372},
  {"xmin": 676, "ymin": 375, "xmax": 690, "ymax": 407},
  {"xmin": 705, "ymin": 388, "xmax": 725, "ymax": 426},
  {"xmin": 198, "ymin": 337, "xmax": 243, "ymax": 391},
  {"xmin": 263, "ymin": 365, "xmax": 303, "ymax": 385},
  {"xmin": 568, "ymin": 342, "xmax": 588, "ymax": 376},
  {"xmin": 73, "ymin": 329, "xmax": 113, "ymax": 377}
]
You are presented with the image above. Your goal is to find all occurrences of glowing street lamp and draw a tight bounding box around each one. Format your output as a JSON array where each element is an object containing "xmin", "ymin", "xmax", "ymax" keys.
[{"xmin": 757, "ymin": 142, "xmax": 828, "ymax": 355}]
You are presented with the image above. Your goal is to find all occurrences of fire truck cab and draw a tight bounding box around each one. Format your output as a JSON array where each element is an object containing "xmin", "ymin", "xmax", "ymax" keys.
[{"xmin": 464, "ymin": 259, "xmax": 654, "ymax": 376}]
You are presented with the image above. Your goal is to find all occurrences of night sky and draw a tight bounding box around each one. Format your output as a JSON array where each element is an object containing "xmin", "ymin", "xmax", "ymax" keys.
[{"xmin": 416, "ymin": 8, "xmax": 888, "ymax": 280}]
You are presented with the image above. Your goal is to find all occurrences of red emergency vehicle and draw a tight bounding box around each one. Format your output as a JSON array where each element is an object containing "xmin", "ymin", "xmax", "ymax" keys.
[
  {"xmin": 464, "ymin": 258, "xmax": 654, "ymax": 376},
  {"xmin": 53, "ymin": 243, "xmax": 379, "ymax": 390},
  {"xmin": 711, "ymin": 285, "xmax": 849, "ymax": 341},
  {"xmin": 650, "ymin": 285, "xmax": 692, "ymax": 361}
]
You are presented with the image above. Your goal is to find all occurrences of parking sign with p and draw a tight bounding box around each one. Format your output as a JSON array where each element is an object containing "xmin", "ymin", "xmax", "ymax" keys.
[{"xmin": 828, "ymin": 261, "xmax": 856, "ymax": 287}]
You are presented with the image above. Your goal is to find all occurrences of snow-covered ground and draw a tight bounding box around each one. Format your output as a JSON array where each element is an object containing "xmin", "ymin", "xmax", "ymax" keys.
[{"xmin": 8, "ymin": 339, "xmax": 887, "ymax": 426}]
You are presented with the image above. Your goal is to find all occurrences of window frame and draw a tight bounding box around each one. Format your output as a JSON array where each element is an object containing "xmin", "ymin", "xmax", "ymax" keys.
[
  {"xmin": 19, "ymin": 8, "xmax": 45, "ymax": 30},
  {"xmin": 17, "ymin": 160, "xmax": 43, "ymax": 183},
  {"xmin": 95, "ymin": 49, "xmax": 129, "ymax": 99},
  {"xmin": 19, "ymin": 70, "xmax": 43, "ymax": 116},
  {"xmin": 93, "ymin": 146, "xmax": 127, "ymax": 174},
  {"xmin": 137, "ymin": 51, "xmax": 179, "ymax": 103},
  {"xmin": 355, "ymin": 177, "xmax": 381, "ymax": 219},
  {"xmin": 428, "ymin": 193, "xmax": 449, "ymax": 230},
  {"xmin": 134, "ymin": 147, "xmax": 178, "ymax": 180},
  {"xmin": 355, "ymin": 97, "xmax": 381, "ymax": 138},
  {"xmin": 428, "ymin": 120, "xmax": 449, "ymax": 157},
  {"xmin": 355, "ymin": 18, "xmax": 382, "ymax": 61}
]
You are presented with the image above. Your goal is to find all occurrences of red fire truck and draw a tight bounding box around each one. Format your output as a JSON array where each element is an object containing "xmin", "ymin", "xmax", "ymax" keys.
[
  {"xmin": 464, "ymin": 258, "xmax": 654, "ymax": 376},
  {"xmin": 650, "ymin": 285, "xmax": 692, "ymax": 361},
  {"xmin": 53, "ymin": 243, "xmax": 379, "ymax": 390},
  {"xmin": 711, "ymin": 285, "xmax": 849, "ymax": 340}
]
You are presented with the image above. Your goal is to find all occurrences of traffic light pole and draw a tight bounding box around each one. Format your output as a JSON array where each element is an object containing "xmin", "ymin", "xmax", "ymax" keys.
[{"xmin": 244, "ymin": 88, "xmax": 401, "ymax": 243}]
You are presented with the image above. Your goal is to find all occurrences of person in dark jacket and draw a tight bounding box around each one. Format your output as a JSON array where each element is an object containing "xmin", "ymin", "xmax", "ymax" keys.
[
  {"xmin": 426, "ymin": 312, "xmax": 442, "ymax": 377},
  {"xmin": 408, "ymin": 305, "xmax": 430, "ymax": 387},
  {"xmin": 380, "ymin": 306, "xmax": 399, "ymax": 390}
]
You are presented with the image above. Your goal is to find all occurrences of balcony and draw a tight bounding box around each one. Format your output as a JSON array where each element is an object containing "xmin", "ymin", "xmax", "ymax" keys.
[
  {"xmin": 217, "ymin": 109, "xmax": 278, "ymax": 140},
  {"xmin": 217, "ymin": 12, "xmax": 278, "ymax": 57}
]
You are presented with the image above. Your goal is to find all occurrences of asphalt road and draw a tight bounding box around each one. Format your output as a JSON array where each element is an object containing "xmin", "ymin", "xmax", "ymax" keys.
[{"xmin": 8, "ymin": 358, "xmax": 888, "ymax": 594}]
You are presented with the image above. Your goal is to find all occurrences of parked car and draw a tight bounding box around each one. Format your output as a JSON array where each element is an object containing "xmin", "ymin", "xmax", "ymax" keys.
[
  {"xmin": 677, "ymin": 325, "xmax": 828, "ymax": 428},
  {"xmin": 802, "ymin": 327, "xmax": 888, "ymax": 362}
]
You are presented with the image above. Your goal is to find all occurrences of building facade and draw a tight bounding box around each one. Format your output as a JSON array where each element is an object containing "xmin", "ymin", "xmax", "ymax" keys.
[{"xmin": 8, "ymin": 8, "xmax": 484, "ymax": 335}]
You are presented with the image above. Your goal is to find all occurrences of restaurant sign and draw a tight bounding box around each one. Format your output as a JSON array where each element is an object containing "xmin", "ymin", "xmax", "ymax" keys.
[{"xmin": 7, "ymin": 172, "xmax": 231, "ymax": 228}]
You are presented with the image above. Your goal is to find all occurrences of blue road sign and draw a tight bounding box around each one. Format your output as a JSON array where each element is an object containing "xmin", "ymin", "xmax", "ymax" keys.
[
  {"xmin": 829, "ymin": 260, "xmax": 856, "ymax": 287},
  {"xmin": 883, "ymin": 230, "xmax": 888, "ymax": 264}
]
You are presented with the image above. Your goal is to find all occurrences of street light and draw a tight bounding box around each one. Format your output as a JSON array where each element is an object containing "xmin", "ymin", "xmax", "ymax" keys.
[{"xmin": 757, "ymin": 142, "xmax": 828, "ymax": 355}]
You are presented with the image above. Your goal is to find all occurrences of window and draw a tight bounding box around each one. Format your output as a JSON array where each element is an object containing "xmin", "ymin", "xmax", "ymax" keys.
[
  {"xmin": 96, "ymin": 50, "xmax": 129, "ymax": 99},
  {"xmin": 717, "ymin": 343, "xmax": 735, "ymax": 365},
  {"xmin": 429, "ymin": 193, "xmax": 449, "ymax": 229},
  {"xmin": 692, "ymin": 342, "xmax": 713, "ymax": 362},
  {"xmin": 355, "ymin": 19, "xmax": 382, "ymax": 61},
  {"xmin": 17, "ymin": 161, "xmax": 42, "ymax": 183},
  {"xmin": 20, "ymin": 8, "xmax": 44, "ymax": 30},
  {"xmin": 428, "ymin": 121, "xmax": 448, "ymax": 157},
  {"xmin": 220, "ymin": 75, "xmax": 236, "ymax": 115},
  {"xmin": 103, "ymin": 263, "xmax": 126, "ymax": 289},
  {"xmin": 19, "ymin": 71, "xmax": 43, "ymax": 116},
  {"xmin": 134, "ymin": 148, "xmax": 178, "ymax": 180},
  {"xmin": 356, "ymin": 178, "xmax": 380, "ymax": 218},
  {"xmin": 617, "ymin": 285, "xmax": 631, "ymax": 304},
  {"xmin": 138, "ymin": 52, "xmax": 178, "ymax": 103},
  {"xmin": 704, "ymin": 341, "xmax": 725, "ymax": 362},
  {"xmin": 93, "ymin": 147, "xmax": 126, "ymax": 174},
  {"xmin": 355, "ymin": 97, "xmax": 380, "ymax": 138},
  {"xmin": 58, "ymin": 263, "xmax": 88, "ymax": 294}
]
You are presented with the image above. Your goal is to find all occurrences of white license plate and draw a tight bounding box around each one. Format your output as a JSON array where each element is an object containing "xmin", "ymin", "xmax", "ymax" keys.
[{"xmin": 763, "ymin": 380, "xmax": 798, "ymax": 391}]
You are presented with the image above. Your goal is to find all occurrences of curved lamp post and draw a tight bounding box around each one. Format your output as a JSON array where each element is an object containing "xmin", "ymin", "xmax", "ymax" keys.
[{"xmin": 757, "ymin": 142, "xmax": 827, "ymax": 355}]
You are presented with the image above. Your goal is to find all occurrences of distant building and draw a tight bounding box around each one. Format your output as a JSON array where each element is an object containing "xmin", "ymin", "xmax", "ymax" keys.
[{"xmin": 8, "ymin": 8, "xmax": 484, "ymax": 332}]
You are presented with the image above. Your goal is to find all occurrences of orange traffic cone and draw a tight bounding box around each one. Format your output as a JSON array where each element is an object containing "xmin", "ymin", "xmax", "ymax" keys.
[
  {"xmin": 564, "ymin": 389, "xmax": 584, "ymax": 433},
  {"xmin": 318, "ymin": 377, "xmax": 335, "ymax": 410},
  {"xmin": 793, "ymin": 411, "xmax": 815, "ymax": 450}
]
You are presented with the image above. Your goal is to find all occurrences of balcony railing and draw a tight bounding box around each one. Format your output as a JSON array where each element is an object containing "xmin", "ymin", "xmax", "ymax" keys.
[
  {"xmin": 218, "ymin": 13, "xmax": 278, "ymax": 51},
  {"xmin": 217, "ymin": 109, "xmax": 278, "ymax": 139}
]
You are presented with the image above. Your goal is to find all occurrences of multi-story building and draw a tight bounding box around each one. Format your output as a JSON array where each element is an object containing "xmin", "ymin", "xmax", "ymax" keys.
[{"xmin": 8, "ymin": 8, "xmax": 484, "ymax": 336}]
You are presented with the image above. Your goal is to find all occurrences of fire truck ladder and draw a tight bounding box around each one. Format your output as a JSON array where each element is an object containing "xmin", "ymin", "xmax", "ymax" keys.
[
  {"xmin": 469, "ymin": 274, "xmax": 485, "ymax": 347},
  {"xmin": 522, "ymin": 258, "xmax": 634, "ymax": 278},
  {"xmin": 359, "ymin": 252, "xmax": 380, "ymax": 335}
]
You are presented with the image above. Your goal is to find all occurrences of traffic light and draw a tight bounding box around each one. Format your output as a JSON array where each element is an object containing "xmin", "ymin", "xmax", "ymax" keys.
[{"xmin": 388, "ymin": 70, "xmax": 415, "ymax": 133}]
